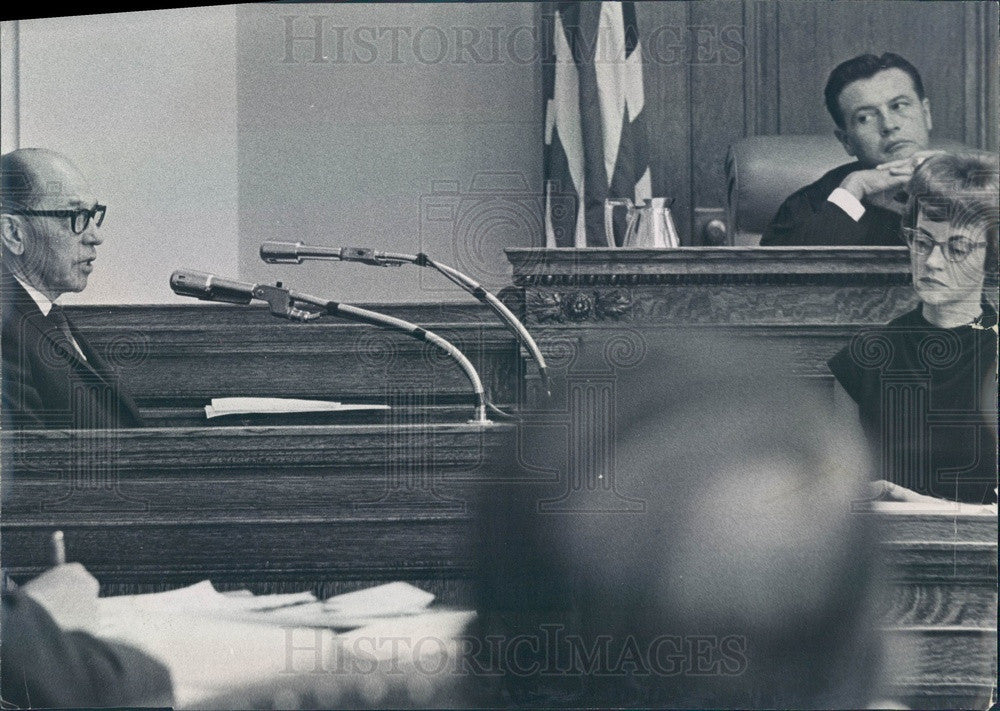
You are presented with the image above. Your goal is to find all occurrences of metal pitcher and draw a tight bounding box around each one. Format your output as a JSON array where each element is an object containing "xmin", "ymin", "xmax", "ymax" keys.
[{"xmin": 604, "ymin": 197, "xmax": 681, "ymax": 248}]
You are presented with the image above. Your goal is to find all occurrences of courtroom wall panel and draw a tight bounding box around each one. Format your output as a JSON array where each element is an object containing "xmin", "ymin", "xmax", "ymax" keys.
[
  {"xmin": 640, "ymin": 0, "xmax": 996, "ymax": 245},
  {"xmin": 9, "ymin": 7, "xmax": 240, "ymax": 304},
  {"xmin": 236, "ymin": 4, "xmax": 544, "ymax": 304},
  {"xmin": 773, "ymin": 0, "xmax": 993, "ymax": 143}
]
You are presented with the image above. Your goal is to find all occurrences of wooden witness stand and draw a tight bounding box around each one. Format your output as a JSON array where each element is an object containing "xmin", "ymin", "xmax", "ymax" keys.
[{"xmin": 1, "ymin": 248, "xmax": 995, "ymax": 708}]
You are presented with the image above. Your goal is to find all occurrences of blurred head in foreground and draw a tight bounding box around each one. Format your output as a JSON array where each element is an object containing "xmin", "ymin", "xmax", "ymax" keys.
[{"xmin": 473, "ymin": 330, "xmax": 885, "ymax": 708}]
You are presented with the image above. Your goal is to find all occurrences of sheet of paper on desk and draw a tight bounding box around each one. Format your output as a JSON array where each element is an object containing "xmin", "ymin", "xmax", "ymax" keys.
[
  {"xmin": 88, "ymin": 581, "xmax": 454, "ymax": 708},
  {"xmin": 97, "ymin": 580, "xmax": 224, "ymax": 618},
  {"xmin": 99, "ymin": 605, "xmax": 340, "ymax": 709},
  {"xmin": 322, "ymin": 581, "xmax": 435, "ymax": 616},
  {"xmin": 335, "ymin": 610, "xmax": 477, "ymax": 662},
  {"xmin": 97, "ymin": 580, "xmax": 436, "ymax": 630},
  {"xmin": 870, "ymin": 500, "xmax": 998, "ymax": 514},
  {"xmin": 205, "ymin": 397, "xmax": 389, "ymax": 419},
  {"xmin": 97, "ymin": 582, "xmax": 318, "ymax": 622}
]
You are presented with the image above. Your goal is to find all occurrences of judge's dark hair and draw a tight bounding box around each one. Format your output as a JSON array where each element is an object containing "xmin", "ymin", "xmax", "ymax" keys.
[
  {"xmin": 824, "ymin": 53, "xmax": 925, "ymax": 129},
  {"xmin": 904, "ymin": 153, "xmax": 1000, "ymax": 288}
]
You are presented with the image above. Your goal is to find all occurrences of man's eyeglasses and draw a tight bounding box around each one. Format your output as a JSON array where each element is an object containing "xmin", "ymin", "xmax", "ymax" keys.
[
  {"xmin": 902, "ymin": 227, "xmax": 986, "ymax": 263},
  {"xmin": 0, "ymin": 204, "xmax": 106, "ymax": 235}
]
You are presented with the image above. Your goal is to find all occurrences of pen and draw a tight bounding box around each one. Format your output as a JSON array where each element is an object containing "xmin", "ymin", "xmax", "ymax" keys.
[{"xmin": 50, "ymin": 530, "xmax": 66, "ymax": 567}]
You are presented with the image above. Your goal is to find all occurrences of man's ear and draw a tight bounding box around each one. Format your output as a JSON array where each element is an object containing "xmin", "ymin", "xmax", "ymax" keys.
[
  {"xmin": 1, "ymin": 214, "xmax": 27, "ymax": 256},
  {"xmin": 921, "ymin": 97, "xmax": 932, "ymax": 133},
  {"xmin": 834, "ymin": 128, "xmax": 856, "ymax": 158}
]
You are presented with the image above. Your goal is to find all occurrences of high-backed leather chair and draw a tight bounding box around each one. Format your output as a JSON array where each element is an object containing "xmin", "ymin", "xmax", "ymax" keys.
[{"xmin": 725, "ymin": 135, "xmax": 968, "ymax": 246}]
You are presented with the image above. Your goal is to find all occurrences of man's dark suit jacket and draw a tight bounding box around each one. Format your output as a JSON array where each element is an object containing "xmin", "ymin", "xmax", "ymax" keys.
[
  {"xmin": 1, "ymin": 264, "xmax": 143, "ymax": 429},
  {"xmin": 760, "ymin": 162, "xmax": 905, "ymax": 247},
  {"xmin": 1, "ymin": 589, "xmax": 173, "ymax": 708}
]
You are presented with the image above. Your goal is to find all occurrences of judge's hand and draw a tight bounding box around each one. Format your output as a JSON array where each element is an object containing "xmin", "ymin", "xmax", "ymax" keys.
[
  {"xmin": 20, "ymin": 562, "xmax": 101, "ymax": 633},
  {"xmin": 839, "ymin": 150, "xmax": 944, "ymax": 215},
  {"xmin": 876, "ymin": 149, "xmax": 945, "ymax": 177},
  {"xmin": 839, "ymin": 169, "xmax": 910, "ymax": 214}
]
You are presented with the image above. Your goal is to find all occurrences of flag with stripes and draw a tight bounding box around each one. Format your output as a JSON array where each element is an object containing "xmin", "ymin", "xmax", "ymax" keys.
[{"xmin": 544, "ymin": 1, "xmax": 652, "ymax": 248}]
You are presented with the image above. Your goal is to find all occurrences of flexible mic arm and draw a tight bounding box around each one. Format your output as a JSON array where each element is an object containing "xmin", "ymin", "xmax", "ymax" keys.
[
  {"xmin": 260, "ymin": 242, "xmax": 551, "ymax": 398},
  {"xmin": 169, "ymin": 270, "xmax": 490, "ymax": 424}
]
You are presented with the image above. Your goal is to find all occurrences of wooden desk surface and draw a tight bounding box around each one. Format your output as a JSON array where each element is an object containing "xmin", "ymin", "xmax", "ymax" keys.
[
  {"xmin": 3, "ymin": 427, "xmax": 995, "ymax": 709},
  {"xmin": 2, "ymin": 423, "xmax": 513, "ymax": 600}
]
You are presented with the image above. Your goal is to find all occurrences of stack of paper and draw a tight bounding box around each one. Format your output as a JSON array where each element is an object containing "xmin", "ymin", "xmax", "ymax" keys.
[
  {"xmin": 322, "ymin": 582, "xmax": 436, "ymax": 624},
  {"xmin": 205, "ymin": 397, "xmax": 389, "ymax": 419},
  {"xmin": 79, "ymin": 580, "xmax": 463, "ymax": 708},
  {"xmin": 97, "ymin": 580, "xmax": 438, "ymax": 631},
  {"xmin": 97, "ymin": 582, "xmax": 318, "ymax": 622}
]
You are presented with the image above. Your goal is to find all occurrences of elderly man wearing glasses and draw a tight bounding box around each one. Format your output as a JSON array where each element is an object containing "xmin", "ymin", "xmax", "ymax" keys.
[
  {"xmin": 1, "ymin": 148, "xmax": 143, "ymax": 429},
  {"xmin": 829, "ymin": 152, "xmax": 998, "ymax": 505}
]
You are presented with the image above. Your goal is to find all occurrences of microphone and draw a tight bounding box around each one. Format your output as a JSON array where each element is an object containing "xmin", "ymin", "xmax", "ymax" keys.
[
  {"xmin": 169, "ymin": 269, "xmax": 493, "ymax": 423},
  {"xmin": 171, "ymin": 270, "xmax": 321, "ymax": 320},
  {"xmin": 258, "ymin": 241, "xmax": 303, "ymax": 264},
  {"xmin": 170, "ymin": 270, "xmax": 256, "ymax": 305},
  {"xmin": 259, "ymin": 242, "xmax": 551, "ymax": 397},
  {"xmin": 260, "ymin": 242, "xmax": 406, "ymax": 267}
]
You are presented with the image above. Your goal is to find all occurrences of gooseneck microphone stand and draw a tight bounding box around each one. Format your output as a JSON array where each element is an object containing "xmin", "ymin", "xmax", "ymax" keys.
[
  {"xmin": 170, "ymin": 270, "xmax": 491, "ymax": 424},
  {"xmin": 259, "ymin": 242, "xmax": 551, "ymax": 398}
]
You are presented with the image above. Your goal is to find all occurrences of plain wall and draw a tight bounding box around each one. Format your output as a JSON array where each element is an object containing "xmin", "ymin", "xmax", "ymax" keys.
[
  {"xmin": 237, "ymin": 3, "xmax": 544, "ymax": 302},
  {"xmin": 4, "ymin": 3, "xmax": 995, "ymax": 301},
  {"xmin": 7, "ymin": 7, "xmax": 239, "ymax": 304}
]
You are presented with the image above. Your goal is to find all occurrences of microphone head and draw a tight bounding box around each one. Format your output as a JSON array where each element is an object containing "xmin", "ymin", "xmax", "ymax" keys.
[
  {"xmin": 170, "ymin": 269, "xmax": 212, "ymax": 298},
  {"xmin": 170, "ymin": 269, "xmax": 254, "ymax": 305},
  {"xmin": 260, "ymin": 241, "xmax": 303, "ymax": 264}
]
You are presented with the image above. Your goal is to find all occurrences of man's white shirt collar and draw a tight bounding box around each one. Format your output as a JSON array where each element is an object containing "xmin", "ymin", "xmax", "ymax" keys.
[{"xmin": 13, "ymin": 274, "xmax": 54, "ymax": 317}]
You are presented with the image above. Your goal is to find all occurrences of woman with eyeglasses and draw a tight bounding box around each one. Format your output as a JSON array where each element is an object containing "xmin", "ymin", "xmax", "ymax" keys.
[{"xmin": 828, "ymin": 152, "xmax": 998, "ymax": 505}]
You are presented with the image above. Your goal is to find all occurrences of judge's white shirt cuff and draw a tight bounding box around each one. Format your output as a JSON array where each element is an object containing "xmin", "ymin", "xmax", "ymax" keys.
[{"xmin": 827, "ymin": 188, "xmax": 866, "ymax": 222}]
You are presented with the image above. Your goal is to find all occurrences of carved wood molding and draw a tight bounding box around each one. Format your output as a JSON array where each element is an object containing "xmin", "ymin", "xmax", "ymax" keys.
[
  {"xmin": 743, "ymin": 0, "xmax": 779, "ymax": 136},
  {"xmin": 69, "ymin": 321, "xmax": 516, "ymax": 359},
  {"xmin": 66, "ymin": 302, "xmax": 498, "ymax": 326},
  {"xmin": 964, "ymin": 1, "xmax": 998, "ymax": 149},
  {"xmin": 507, "ymin": 247, "xmax": 913, "ymax": 282},
  {"xmin": 3, "ymin": 423, "xmax": 509, "ymax": 472},
  {"xmin": 521, "ymin": 285, "xmax": 917, "ymax": 326}
]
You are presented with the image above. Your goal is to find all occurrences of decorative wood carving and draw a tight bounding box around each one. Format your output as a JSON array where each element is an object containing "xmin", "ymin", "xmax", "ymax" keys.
[{"xmin": 508, "ymin": 248, "xmax": 918, "ymax": 326}]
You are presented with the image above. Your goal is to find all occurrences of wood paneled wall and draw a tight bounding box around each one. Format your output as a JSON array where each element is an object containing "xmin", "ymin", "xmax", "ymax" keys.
[{"xmin": 635, "ymin": 0, "xmax": 998, "ymax": 244}]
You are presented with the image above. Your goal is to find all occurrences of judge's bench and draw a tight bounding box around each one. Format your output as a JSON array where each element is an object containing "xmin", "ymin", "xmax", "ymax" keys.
[{"xmin": 1, "ymin": 248, "xmax": 995, "ymax": 709}]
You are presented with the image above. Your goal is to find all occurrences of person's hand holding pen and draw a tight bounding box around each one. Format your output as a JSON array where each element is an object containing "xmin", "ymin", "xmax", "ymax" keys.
[{"xmin": 19, "ymin": 531, "xmax": 101, "ymax": 634}]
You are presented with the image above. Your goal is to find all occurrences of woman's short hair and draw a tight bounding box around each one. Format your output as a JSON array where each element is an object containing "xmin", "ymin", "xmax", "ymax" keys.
[{"xmin": 904, "ymin": 152, "xmax": 1000, "ymax": 286}]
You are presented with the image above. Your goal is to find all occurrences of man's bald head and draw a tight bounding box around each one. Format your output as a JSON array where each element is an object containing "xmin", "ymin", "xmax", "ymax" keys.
[
  {"xmin": 1, "ymin": 148, "xmax": 90, "ymax": 211},
  {"xmin": 1, "ymin": 148, "xmax": 103, "ymax": 300}
]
